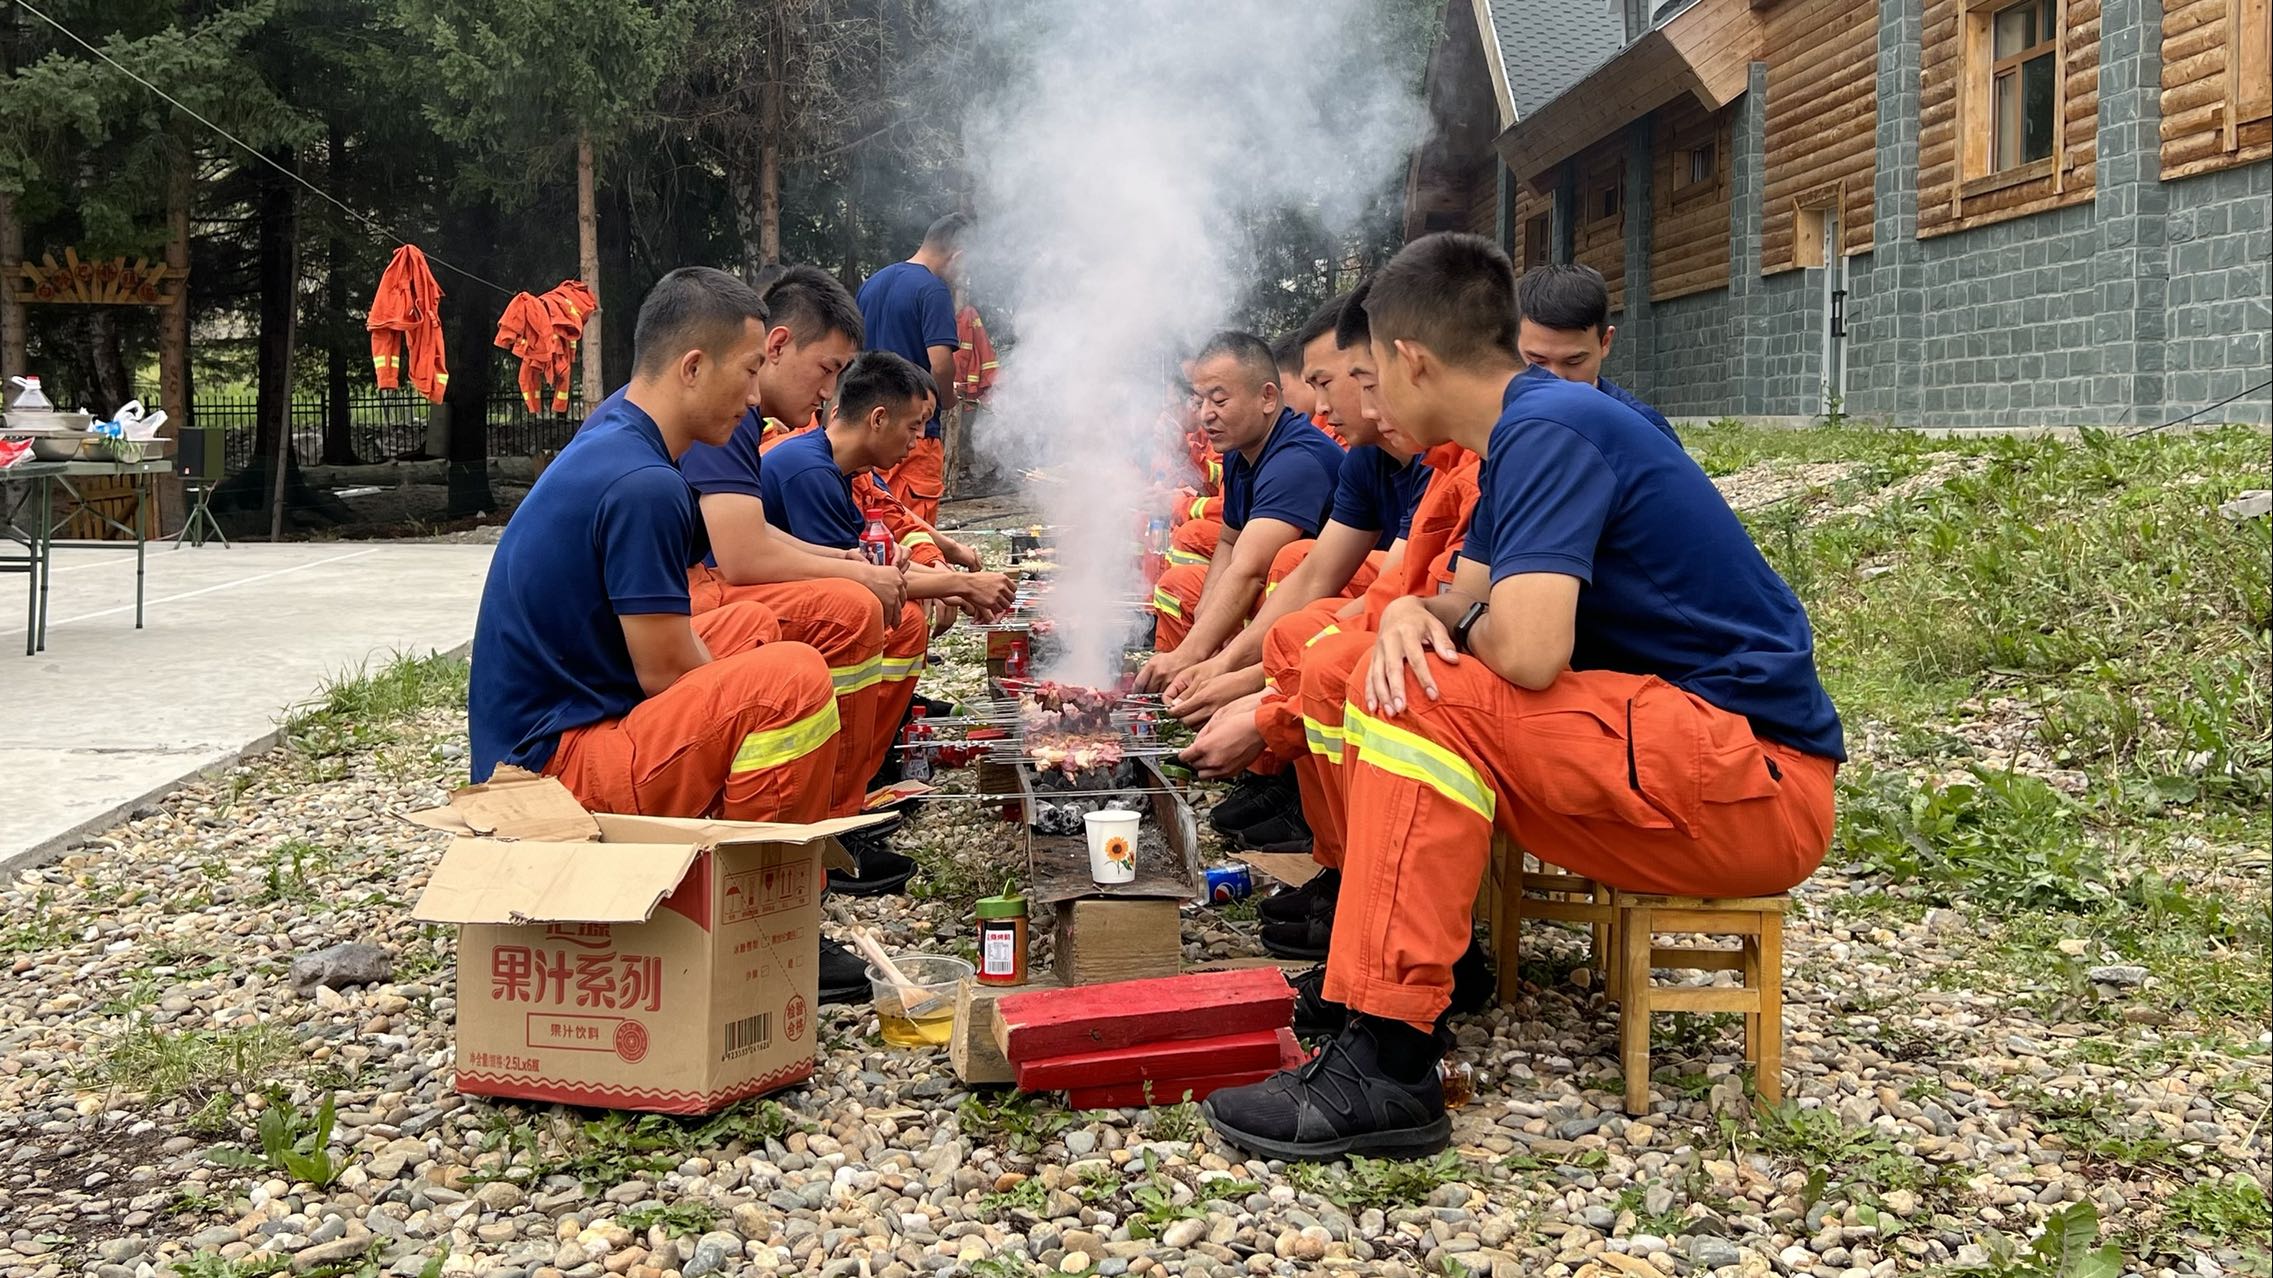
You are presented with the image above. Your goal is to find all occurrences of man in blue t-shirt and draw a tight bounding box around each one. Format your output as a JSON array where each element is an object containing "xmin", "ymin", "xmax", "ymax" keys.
[
  {"xmin": 1206, "ymin": 233, "xmax": 1843, "ymax": 1163},
  {"xmin": 855, "ymin": 214, "xmax": 967, "ymax": 525},
  {"xmin": 760, "ymin": 351, "xmax": 1015, "ymax": 624},
  {"xmin": 468, "ymin": 266, "xmax": 842, "ymax": 829},
  {"xmin": 1137, "ymin": 330, "xmax": 1345, "ymax": 688},
  {"xmin": 1511, "ymin": 264, "xmax": 1679, "ymax": 441}
]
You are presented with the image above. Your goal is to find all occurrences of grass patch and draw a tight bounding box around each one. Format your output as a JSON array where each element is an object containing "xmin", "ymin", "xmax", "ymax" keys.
[
  {"xmin": 1728, "ymin": 1101, "xmax": 1966, "ymax": 1215},
  {"xmin": 92, "ymin": 1021, "xmax": 294, "ymax": 1104},
  {"xmin": 2, "ymin": 888, "xmax": 70, "ymax": 954},
  {"xmin": 616, "ymin": 1202, "xmax": 718, "ymax": 1239},
  {"xmin": 955, "ymin": 1091, "xmax": 1079, "ymax": 1155},
  {"xmin": 280, "ymin": 651, "xmax": 468, "ymax": 761},
  {"xmin": 480, "ymin": 1099, "xmax": 803, "ymax": 1190},
  {"xmin": 1286, "ymin": 1151, "xmax": 1468, "ymax": 1212},
  {"xmin": 2160, "ymin": 1174, "xmax": 2272, "ymax": 1251}
]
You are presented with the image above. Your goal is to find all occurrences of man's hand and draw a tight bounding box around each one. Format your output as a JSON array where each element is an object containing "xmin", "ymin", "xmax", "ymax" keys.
[
  {"xmin": 1179, "ymin": 691, "xmax": 1268, "ymax": 779},
  {"xmin": 1134, "ymin": 645, "xmax": 1199, "ymax": 694},
  {"xmin": 1163, "ymin": 653, "xmax": 1228, "ymax": 703},
  {"xmin": 858, "ymin": 561, "xmax": 909, "ymax": 615},
  {"xmin": 954, "ymin": 571, "xmax": 1015, "ymax": 617},
  {"xmin": 926, "ymin": 598, "xmax": 958, "ymax": 637},
  {"xmin": 941, "ymin": 537, "xmax": 984, "ymax": 572},
  {"xmin": 1169, "ymin": 662, "xmax": 1263, "ymax": 728},
  {"xmin": 1365, "ymin": 595, "xmax": 1458, "ymax": 715}
]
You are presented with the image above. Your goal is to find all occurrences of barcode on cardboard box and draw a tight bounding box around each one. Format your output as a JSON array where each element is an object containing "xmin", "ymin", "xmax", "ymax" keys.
[{"xmin": 725, "ymin": 1012, "xmax": 772, "ymax": 1056}]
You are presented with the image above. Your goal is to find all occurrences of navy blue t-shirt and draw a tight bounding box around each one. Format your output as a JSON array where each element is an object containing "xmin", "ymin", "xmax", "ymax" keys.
[
  {"xmin": 680, "ymin": 408, "xmax": 769, "ymax": 569},
  {"xmin": 1470, "ymin": 366, "xmax": 1843, "ymax": 760},
  {"xmin": 1328, "ymin": 445, "xmax": 1431, "ymax": 550},
  {"xmin": 856, "ymin": 261, "xmax": 957, "ymax": 438},
  {"xmin": 758, "ymin": 425, "xmax": 864, "ymax": 550},
  {"xmin": 1598, "ymin": 377, "xmax": 1678, "ymax": 443},
  {"xmin": 1221, "ymin": 407, "xmax": 1346, "ymax": 537},
  {"xmin": 468, "ymin": 391, "xmax": 701, "ymax": 780}
]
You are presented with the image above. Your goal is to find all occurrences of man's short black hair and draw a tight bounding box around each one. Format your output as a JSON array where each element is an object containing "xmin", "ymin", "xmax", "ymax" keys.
[
  {"xmin": 1516, "ymin": 264, "xmax": 1612, "ymax": 334},
  {"xmin": 1364, "ymin": 232, "xmax": 1519, "ymax": 367},
  {"xmin": 1270, "ymin": 332, "xmax": 1303, "ymax": 375},
  {"xmin": 833, "ymin": 350, "xmax": 935, "ymax": 426},
  {"xmin": 1293, "ymin": 292, "xmax": 1351, "ymax": 357},
  {"xmin": 922, "ymin": 213, "xmax": 971, "ymax": 252},
  {"xmin": 762, "ymin": 264, "xmax": 865, "ymax": 347},
  {"xmin": 1191, "ymin": 330, "xmax": 1279, "ymax": 392},
  {"xmin": 633, "ymin": 266, "xmax": 770, "ymax": 377},
  {"xmin": 1335, "ymin": 276, "xmax": 1373, "ymax": 351}
]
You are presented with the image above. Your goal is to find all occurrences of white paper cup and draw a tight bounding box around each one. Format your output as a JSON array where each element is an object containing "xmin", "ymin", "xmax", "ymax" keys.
[{"xmin": 1083, "ymin": 809, "xmax": 1140, "ymax": 884}]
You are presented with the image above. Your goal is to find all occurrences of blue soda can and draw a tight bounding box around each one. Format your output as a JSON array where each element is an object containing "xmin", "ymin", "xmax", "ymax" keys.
[{"xmin": 1205, "ymin": 865, "xmax": 1252, "ymax": 903}]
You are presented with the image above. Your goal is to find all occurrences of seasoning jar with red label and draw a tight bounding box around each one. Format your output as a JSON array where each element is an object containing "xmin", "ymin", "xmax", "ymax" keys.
[{"xmin": 974, "ymin": 884, "xmax": 1029, "ymax": 986}]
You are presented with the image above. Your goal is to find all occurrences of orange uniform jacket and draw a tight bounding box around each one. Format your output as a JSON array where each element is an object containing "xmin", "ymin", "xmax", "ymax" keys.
[
  {"xmin": 495, "ymin": 279, "xmax": 599, "ymax": 415},
  {"xmin": 954, "ymin": 306, "xmax": 998, "ymax": 405},
  {"xmin": 368, "ymin": 246, "xmax": 449, "ymax": 403}
]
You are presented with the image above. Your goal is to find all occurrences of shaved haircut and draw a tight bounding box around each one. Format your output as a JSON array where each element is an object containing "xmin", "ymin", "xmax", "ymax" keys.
[
  {"xmin": 1294, "ymin": 292, "xmax": 1351, "ymax": 353},
  {"xmin": 633, "ymin": 266, "xmax": 769, "ymax": 376},
  {"xmin": 1335, "ymin": 277, "xmax": 1373, "ymax": 350},
  {"xmin": 834, "ymin": 350, "xmax": 936, "ymax": 425},
  {"xmin": 1191, "ymin": 330, "xmax": 1279, "ymax": 391},
  {"xmin": 922, "ymin": 213, "xmax": 970, "ymax": 252},
  {"xmin": 762, "ymin": 264, "xmax": 865, "ymax": 347},
  {"xmin": 1363, "ymin": 232, "xmax": 1521, "ymax": 367}
]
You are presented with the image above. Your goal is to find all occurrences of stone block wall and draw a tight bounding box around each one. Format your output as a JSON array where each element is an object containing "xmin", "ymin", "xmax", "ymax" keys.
[
  {"xmin": 1645, "ymin": 289, "xmax": 1738, "ymax": 416},
  {"xmin": 2163, "ymin": 163, "xmax": 2273, "ymax": 425},
  {"xmin": 1904, "ymin": 205, "xmax": 2105, "ymax": 423}
]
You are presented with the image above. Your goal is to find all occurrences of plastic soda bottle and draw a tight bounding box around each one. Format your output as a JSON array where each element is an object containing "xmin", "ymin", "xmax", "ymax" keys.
[
  {"xmin": 903, "ymin": 706, "xmax": 934, "ymax": 782},
  {"xmin": 859, "ymin": 509, "xmax": 894, "ymax": 567}
]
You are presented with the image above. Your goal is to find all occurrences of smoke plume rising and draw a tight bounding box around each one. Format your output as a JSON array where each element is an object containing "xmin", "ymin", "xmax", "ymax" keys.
[{"xmin": 957, "ymin": 0, "xmax": 1424, "ymax": 686}]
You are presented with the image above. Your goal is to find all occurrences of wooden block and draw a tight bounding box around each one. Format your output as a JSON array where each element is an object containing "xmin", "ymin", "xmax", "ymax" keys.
[
  {"xmin": 994, "ymin": 966, "xmax": 1294, "ymax": 1063},
  {"xmin": 1014, "ymin": 1027, "xmax": 1287, "ymax": 1091},
  {"xmin": 1051, "ymin": 897, "xmax": 1182, "ymax": 987},
  {"xmin": 1064, "ymin": 1030, "xmax": 1307, "ymax": 1108},
  {"xmin": 950, "ymin": 975, "xmax": 1062, "ymax": 1086}
]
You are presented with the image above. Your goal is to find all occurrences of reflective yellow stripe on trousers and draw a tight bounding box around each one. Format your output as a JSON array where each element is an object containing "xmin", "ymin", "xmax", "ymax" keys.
[
  {"xmin": 880, "ymin": 652, "xmax": 927, "ymax": 682},
  {"xmin": 730, "ymin": 699, "xmax": 842, "ymax": 774},
  {"xmin": 829, "ymin": 654, "xmax": 883, "ymax": 697},
  {"xmin": 1164, "ymin": 548, "xmax": 1207, "ymax": 567},
  {"xmin": 1152, "ymin": 588, "xmax": 1182, "ymax": 619},
  {"xmin": 1341, "ymin": 705, "xmax": 1495, "ymax": 821},
  {"xmin": 1301, "ymin": 715, "xmax": 1346, "ymax": 764}
]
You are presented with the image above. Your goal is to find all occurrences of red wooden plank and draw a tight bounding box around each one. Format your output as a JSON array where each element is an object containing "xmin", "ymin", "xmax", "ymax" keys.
[
  {"xmin": 993, "ymin": 967, "xmax": 1294, "ymax": 1062},
  {"xmin": 1063, "ymin": 1031, "xmax": 1309, "ymax": 1108},
  {"xmin": 1014, "ymin": 1028, "xmax": 1286, "ymax": 1091}
]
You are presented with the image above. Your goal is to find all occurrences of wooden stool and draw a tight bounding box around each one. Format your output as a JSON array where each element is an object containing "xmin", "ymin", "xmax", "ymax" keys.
[
  {"xmin": 1610, "ymin": 891, "xmax": 1788, "ymax": 1114},
  {"xmin": 1485, "ymin": 837, "xmax": 1617, "ymax": 1004}
]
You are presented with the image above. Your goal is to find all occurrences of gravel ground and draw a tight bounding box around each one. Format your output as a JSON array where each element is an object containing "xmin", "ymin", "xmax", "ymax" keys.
[{"xmin": 3, "ymin": 481, "xmax": 2266, "ymax": 1278}]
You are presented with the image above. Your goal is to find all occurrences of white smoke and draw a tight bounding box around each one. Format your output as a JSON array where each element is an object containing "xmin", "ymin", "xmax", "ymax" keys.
[{"xmin": 957, "ymin": 0, "xmax": 1425, "ymax": 686}]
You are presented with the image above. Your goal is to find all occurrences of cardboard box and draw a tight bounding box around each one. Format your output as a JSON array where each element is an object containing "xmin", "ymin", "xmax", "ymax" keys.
[
  {"xmin": 1051, "ymin": 897, "xmax": 1181, "ymax": 985},
  {"xmin": 409, "ymin": 771, "xmax": 873, "ymax": 1115}
]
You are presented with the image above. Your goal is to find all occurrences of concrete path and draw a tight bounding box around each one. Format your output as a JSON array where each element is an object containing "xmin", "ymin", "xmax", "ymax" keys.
[{"xmin": 0, "ymin": 540, "xmax": 492, "ymax": 868}]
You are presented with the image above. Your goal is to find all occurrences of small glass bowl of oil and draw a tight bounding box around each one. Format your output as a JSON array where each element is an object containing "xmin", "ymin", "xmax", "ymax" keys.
[{"xmin": 867, "ymin": 954, "xmax": 974, "ymax": 1048}]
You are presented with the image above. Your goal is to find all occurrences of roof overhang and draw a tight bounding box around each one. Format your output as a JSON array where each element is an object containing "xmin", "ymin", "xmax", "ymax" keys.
[{"xmin": 1494, "ymin": 0, "xmax": 1759, "ymax": 192}]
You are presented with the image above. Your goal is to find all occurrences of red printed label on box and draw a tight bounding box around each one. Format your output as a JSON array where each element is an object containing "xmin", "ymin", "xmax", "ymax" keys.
[
  {"xmin": 723, "ymin": 862, "xmax": 810, "ymax": 924},
  {"xmin": 489, "ymin": 944, "xmax": 664, "ymax": 1012}
]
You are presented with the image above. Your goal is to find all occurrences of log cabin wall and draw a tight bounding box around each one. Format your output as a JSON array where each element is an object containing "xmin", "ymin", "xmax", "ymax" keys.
[
  {"xmin": 2159, "ymin": 0, "xmax": 2273, "ymax": 177},
  {"xmin": 1570, "ymin": 136, "xmax": 1630, "ymax": 310},
  {"xmin": 1512, "ymin": 186, "xmax": 1555, "ymax": 277},
  {"xmin": 1649, "ymin": 95, "xmax": 1733, "ymax": 299},
  {"xmin": 1916, "ymin": 0, "xmax": 2102, "ymax": 236},
  {"xmin": 1759, "ymin": 0, "xmax": 1880, "ymax": 273}
]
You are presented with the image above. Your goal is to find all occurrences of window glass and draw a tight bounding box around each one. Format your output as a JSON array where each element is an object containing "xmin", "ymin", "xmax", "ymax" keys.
[{"xmin": 2019, "ymin": 52, "xmax": 2057, "ymax": 162}]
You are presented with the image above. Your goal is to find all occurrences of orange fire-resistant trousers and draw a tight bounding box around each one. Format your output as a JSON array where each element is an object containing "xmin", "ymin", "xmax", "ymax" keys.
[
  {"xmin": 543, "ymin": 601, "xmax": 842, "ymax": 826},
  {"xmin": 877, "ymin": 436, "xmax": 944, "ymax": 526},
  {"xmin": 1169, "ymin": 516, "xmax": 1220, "ymax": 567},
  {"xmin": 1265, "ymin": 541, "xmax": 1386, "ymax": 600},
  {"xmin": 687, "ymin": 567, "xmax": 927, "ymax": 817},
  {"xmin": 1323, "ymin": 655, "xmax": 1839, "ymax": 1028},
  {"xmin": 1171, "ymin": 492, "xmax": 1222, "ymax": 531}
]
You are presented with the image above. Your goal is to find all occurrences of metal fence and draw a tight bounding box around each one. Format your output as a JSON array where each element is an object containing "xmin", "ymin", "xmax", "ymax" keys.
[{"xmin": 193, "ymin": 390, "xmax": 588, "ymax": 473}]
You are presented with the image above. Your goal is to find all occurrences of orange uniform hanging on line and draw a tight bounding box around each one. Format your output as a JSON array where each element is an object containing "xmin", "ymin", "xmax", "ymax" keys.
[
  {"xmin": 367, "ymin": 245, "xmax": 449, "ymax": 403},
  {"xmin": 953, "ymin": 305, "xmax": 998, "ymax": 405},
  {"xmin": 494, "ymin": 280, "xmax": 599, "ymax": 415}
]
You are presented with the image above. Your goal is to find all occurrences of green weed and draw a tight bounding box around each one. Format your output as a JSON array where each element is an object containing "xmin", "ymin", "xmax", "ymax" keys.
[
  {"xmin": 616, "ymin": 1202, "xmax": 717, "ymax": 1239},
  {"xmin": 2, "ymin": 888, "xmax": 69, "ymax": 953},
  {"xmin": 977, "ymin": 1175, "xmax": 1049, "ymax": 1216},
  {"xmin": 955, "ymin": 1091, "xmax": 1077, "ymax": 1155},
  {"xmin": 1146, "ymin": 1098, "xmax": 1203, "ymax": 1142},
  {"xmin": 93, "ymin": 1021, "xmax": 294, "ymax": 1103},
  {"xmin": 171, "ymin": 1256, "xmax": 290, "ymax": 1278},
  {"xmin": 2162, "ymin": 1174, "xmax": 2272, "ymax": 1247},
  {"xmin": 1948, "ymin": 1200, "xmax": 2121, "ymax": 1278},
  {"xmin": 1286, "ymin": 1151, "xmax": 1467, "ymax": 1212},
  {"xmin": 1835, "ymin": 765, "xmax": 2110, "ymax": 913},
  {"xmin": 281, "ymin": 652, "xmax": 469, "ymax": 760}
]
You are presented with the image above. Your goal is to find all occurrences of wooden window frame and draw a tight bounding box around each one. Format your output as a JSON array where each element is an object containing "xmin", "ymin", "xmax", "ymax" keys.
[
  {"xmin": 2231, "ymin": 0, "xmax": 2271, "ymax": 144},
  {"xmin": 1956, "ymin": 0, "xmax": 2066, "ymax": 199},
  {"xmin": 1671, "ymin": 129, "xmax": 1723, "ymax": 203},
  {"xmin": 1583, "ymin": 159, "xmax": 1624, "ymax": 229},
  {"xmin": 1524, "ymin": 212, "xmax": 1552, "ymax": 269}
]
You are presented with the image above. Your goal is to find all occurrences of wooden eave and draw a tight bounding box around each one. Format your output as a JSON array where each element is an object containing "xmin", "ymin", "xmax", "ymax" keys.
[{"xmin": 1496, "ymin": 0, "xmax": 1762, "ymax": 192}]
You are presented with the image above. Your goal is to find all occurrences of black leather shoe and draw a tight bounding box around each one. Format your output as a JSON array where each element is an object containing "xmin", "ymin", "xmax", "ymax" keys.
[
  {"xmin": 1288, "ymin": 964, "xmax": 1346, "ymax": 1039},
  {"xmin": 1259, "ymin": 908, "xmax": 1333, "ymax": 960},
  {"xmin": 826, "ymin": 826, "xmax": 916, "ymax": 897},
  {"xmin": 1202, "ymin": 1016, "xmax": 1449, "ymax": 1161},
  {"xmin": 1258, "ymin": 868, "xmax": 1338, "ymax": 924},
  {"xmin": 819, "ymin": 937, "xmax": 870, "ymax": 1005},
  {"xmin": 1209, "ymin": 772, "xmax": 1292, "ymax": 835}
]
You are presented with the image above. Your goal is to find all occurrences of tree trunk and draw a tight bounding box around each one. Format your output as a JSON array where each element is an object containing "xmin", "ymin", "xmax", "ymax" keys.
[
  {"xmin": 83, "ymin": 310, "xmax": 131, "ymax": 417},
  {"xmin": 160, "ymin": 127, "xmax": 193, "ymax": 527},
  {"xmin": 577, "ymin": 129, "xmax": 603, "ymax": 408},
  {"xmin": 0, "ymin": 189, "xmax": 23, "ymax": 389},
  {"xmin": 255, "ymin": 147, "xmax": 301, "ymax": 538},
  {"xmin": 442, "ymin": 200, "xmax": 498, "ymax": 519},
  {"xmin": 759, "ymin": 28, "xmax": 785, "ymax": 267},
  {"xmin": 599, "ymin": 178, "xmax": 635, "ymax": 389},
  {"xmin": 322, "ymin": 121, "xmax": 359, "ymax": 465}
]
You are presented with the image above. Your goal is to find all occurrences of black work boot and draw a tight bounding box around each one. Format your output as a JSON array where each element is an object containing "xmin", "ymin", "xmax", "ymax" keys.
[
  {"xmin": 1209, "ymin": 771, "xmax": 1293, "ymax": 835},
  {"xmin": 1286, "ymin": 933, "xmax": 1495, "ymax": 1039},
  {"xmin": 1202, "ymin": 1014, "xmax": 1450, "ymax": 1161},
  {"xmin": 818, "ymin": 937, "xmax": 871, "ymax": 1005},
  {"xmin": 826, "ymin": 825, "xmax": 916, "ymax": 897},
  {"xmin": 1258, "ymin": 867, "xmax": 1339, "ymax": 924}
]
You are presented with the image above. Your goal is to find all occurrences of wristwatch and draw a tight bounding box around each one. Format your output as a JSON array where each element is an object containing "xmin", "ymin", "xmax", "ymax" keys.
[{"xmin": 1450, "ymin": 600, "xmax": 1489, "ymax": 653}]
